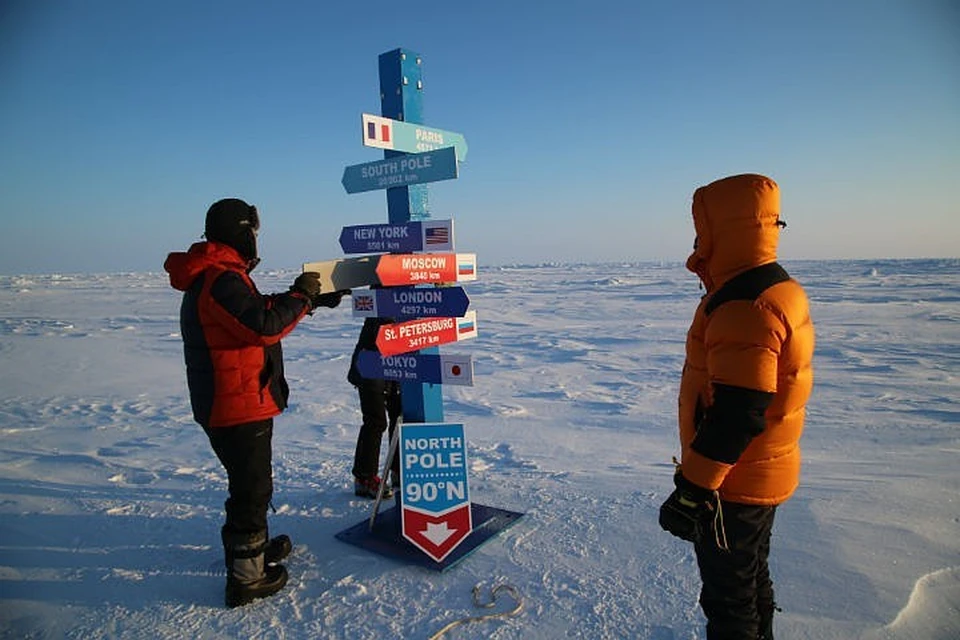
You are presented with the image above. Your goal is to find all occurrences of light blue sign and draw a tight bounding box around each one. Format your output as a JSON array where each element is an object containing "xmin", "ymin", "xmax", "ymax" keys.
[
  {"xmin": 400, "ymin": 423, "xmax": 470, "ymax": 515},
  {"xmin": 342, "ymin": 147, "xmax": 458, "ymax": 194},
  {"xmin": 362, "ymin": 113, "xmax": 469, "ymax": 161}
]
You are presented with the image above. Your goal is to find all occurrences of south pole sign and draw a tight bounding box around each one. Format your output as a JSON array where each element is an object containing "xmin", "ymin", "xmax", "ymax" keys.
[
  {"xmin": 400, "ymin": 423, "xmax": 472, "ymax": 562},
  {"xmin": 341, "ymin": 147, "xmax": 459, "ymax": 194}
]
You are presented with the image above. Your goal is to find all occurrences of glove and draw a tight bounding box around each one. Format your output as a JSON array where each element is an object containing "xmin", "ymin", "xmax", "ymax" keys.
[
  {"xmin": 314, "ymin": 290, "xmax": 349, "ymax": 308},
  {"xmin": 658, "ymin": 471, "xmax": 717, "ymax": 544},
  {"xmin": 290, "ymin": 272, "xmax": 322, "ymax": 306}
]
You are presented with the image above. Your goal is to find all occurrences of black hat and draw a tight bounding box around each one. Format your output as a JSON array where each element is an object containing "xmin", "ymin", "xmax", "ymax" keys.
[{"xmin": 204, "ymin": 198, "xmax": 260, "ymax": 263}]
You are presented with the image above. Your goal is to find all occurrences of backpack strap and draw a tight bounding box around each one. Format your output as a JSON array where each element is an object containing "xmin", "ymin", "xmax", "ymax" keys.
[{"xmin": 705, "ymin": 262, "xmax": 791, "ymax": 316}]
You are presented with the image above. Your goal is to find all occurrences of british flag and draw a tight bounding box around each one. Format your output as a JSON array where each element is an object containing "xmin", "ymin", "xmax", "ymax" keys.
[{"xmin": 353, "ymin": 294, "xmax": 375, "ymax": 312}]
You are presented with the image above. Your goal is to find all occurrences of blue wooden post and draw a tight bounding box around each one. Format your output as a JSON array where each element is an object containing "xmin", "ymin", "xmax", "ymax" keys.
[{"xmin": 378, "ymin": 48, "xmax": 444, "ymax": 424}]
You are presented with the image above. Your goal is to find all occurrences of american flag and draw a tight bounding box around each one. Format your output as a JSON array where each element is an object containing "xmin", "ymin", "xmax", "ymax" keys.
[
  {"xmin": 424, "ymin": 225, "xmax": 449, "ymax": 245},
  {"xmin": 353, "ymin": 295, "xmax": 375, "ymax": 312}
]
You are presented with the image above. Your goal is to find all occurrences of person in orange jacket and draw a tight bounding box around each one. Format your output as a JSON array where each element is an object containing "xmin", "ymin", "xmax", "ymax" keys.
[
  {"xmin": 164, "ymin": 198, "xmax": 346, "ymax": 607},
  {"xmin": 659, "ymin": 174, "xmax": 815, "ymax": 639}
]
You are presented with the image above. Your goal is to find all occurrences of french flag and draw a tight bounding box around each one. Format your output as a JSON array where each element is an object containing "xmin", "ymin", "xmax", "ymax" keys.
[
  {"xmin": 366, "ymin": 121, "xmax": 390, "ymax": 143},
  {"xmin": 363, "ymin": 114, "xmax": 393, "ymax": 149}
]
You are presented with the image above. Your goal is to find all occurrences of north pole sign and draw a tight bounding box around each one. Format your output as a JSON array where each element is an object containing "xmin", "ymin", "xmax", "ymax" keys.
[{"xmin": 400, "ymin": 423, "xmax": 472, "ymax": 562}]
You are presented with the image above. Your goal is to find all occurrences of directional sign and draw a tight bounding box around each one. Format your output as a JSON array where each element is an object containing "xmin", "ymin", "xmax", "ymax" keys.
[
  {"xmin": 362, "ymin": 113, "xmax": 469, "ymax": 161},
  {"xmin": 376, "ymin": 253, "xmax": 477, "ymax": 286},
  {"xmin": 342, "ymin": 147, "xmax": 458, "ymax": 194},
  {"xmin": 352, "ymin": 286, "xmax": 469, "ymax": 319},
  {"xmin": 340, "ymin": 219, "xmax": 454, "ymax": 254},
  {"xmin": 356, "ymin": 350, "xmax": 474, "ymax": 386},
  {"xmin": 400, "ymin": 422, "xmax": 472, "ymax": 562},
  {"xmin": 375, "ymin": 310, "xmax": 477, "ymax": 357}
]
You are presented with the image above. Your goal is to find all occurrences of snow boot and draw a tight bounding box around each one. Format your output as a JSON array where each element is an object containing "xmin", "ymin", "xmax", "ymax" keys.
[
  {"xmin": 354, "ymin": 475, "xmax": 391, "ymax": 499},
  {"xmin": 265, "ymin": 534, "xmax": 292, "ymax": 565},
  {"xmin": 223, "ymin": 530, "xmax": 288, "ymax": 608}
]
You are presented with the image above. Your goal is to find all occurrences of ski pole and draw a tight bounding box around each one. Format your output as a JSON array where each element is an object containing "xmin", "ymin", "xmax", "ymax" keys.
[{"xmin": 369, "ymin": 413, "xmax": 402, "ymax": 531}]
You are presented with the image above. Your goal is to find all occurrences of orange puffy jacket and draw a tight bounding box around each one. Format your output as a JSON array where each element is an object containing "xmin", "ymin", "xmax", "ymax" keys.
[
  {"xmin": 678, "ymin": 174, "xmax": 815, "ymax": 505},
  {"xmin": 164, "ymin": 242, "xmax": 311, "ymax": 428}
]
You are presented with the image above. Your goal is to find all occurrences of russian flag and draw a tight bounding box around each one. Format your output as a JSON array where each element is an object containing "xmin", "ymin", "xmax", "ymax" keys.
[
  {"xmin": 457, "ymin": 261, "xmax": 475, "ymax": 277},
  {"xmin": 458, "ymin": 319, "xmax": 475, "ymax": 335}
]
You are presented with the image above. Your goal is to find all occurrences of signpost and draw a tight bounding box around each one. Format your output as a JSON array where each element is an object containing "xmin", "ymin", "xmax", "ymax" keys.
[
  {"xmin": 356, "ymin": 350, "xmax": 474, "ymax": 386},
  {"xmin": 361, "ymin": 113, "xmax": 469, "ymax": 161},
  {"xmin": 340, "ymin": 219, "xmax": 454, "ymax": 254},
  {"xmin": 352, "ymin": 285, "xmax": 469, "ymax": 319},
  {"xmin": 332, "ymin": 48, "xmax": 523, "ymax": 572},
  {"xmin": 375, "ymin": 311, "xmax": 477, "ymax": 357},
  {"xmin": 341, "ymin": 147, "xmax": 458, "ymax": 194},
  {"xmin": 399, "ymin": 423, "xmax": 472, "ymax": 563}
]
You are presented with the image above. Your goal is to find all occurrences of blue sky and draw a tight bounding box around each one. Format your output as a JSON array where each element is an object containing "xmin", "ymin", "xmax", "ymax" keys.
[{"xmin": 1, "ymin": 0, "xmax": 957, "ymax": 274}]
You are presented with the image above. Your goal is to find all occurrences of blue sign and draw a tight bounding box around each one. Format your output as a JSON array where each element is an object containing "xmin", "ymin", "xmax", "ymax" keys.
[
  {"xmin": 356, "ymin": 350, "xmax": 474, "ymax": 386},
  {"xmin": 342, "ymin": 147, "xmax": 458, "ymax": 194},
  {"xmin": 400, "ymin": 423, "xmax": 471, "ymax": 515},
  {"xmin": 339, "ymin": 219, "xmax": 454, "ymax": 254},
  {"xmin": 351, "ymin": 286, "xmax": 469, "ymax": 319}
]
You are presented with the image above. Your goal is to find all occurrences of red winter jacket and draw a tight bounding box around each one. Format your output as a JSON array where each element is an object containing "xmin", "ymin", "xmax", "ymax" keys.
[{"xmin": 164, "ymin": 242, "xmax": 311, "ymax": 428}]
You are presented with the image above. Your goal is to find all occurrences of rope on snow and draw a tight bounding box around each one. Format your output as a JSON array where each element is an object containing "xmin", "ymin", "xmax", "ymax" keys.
[{"xmin": 428, "ymin": 582, "xmax": 523, "ymax": 639}]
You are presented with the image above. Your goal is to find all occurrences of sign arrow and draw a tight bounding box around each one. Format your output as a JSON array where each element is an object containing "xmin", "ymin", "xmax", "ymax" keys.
[
  {"xmin": 339, "ymin": 219, "xmax": 454, "ymax": 254},
  {"xmin": 341, "ymin": 147, "xmax": 458, "ymax": 194},
  {"xmin": 421, "ymin": 522, "xmax": 457, "ymax": 546},
  {"xmin": 362, "ymin": 113, "xmax": 468, "ymax": 161},
  {"xmin": 356, "ymin": 351, "xmax": 474, "ymax": 386},
  {"xmin": 352, "ymin": 286, "xmax": 469, "ymax": 320},
  {"xmin": 376, "ymin": 253, "xmax": 476, "ymax": 286},
  {"xmin": 375, "ymin": 311, "xmax": 477, "ymax": 357}
]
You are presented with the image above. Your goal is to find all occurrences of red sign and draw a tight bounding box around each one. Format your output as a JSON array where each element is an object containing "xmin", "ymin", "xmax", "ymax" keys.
[
  {"xmin": 375, "ymin": 311, "xmax": 477, "ymax": 357},
  {"xmin": 376, "ymin": 253, "xmax": 477, "ymax": 286},
  {"xmin": 401, "ymin": 504, "xmax": 472, "ymax": 563}
]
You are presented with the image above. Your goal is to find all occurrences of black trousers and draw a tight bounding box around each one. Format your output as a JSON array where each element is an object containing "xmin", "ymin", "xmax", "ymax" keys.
[
  {"xmin": 695, "ymin": 502, "xmax": 777, "ymax": 640},
  {"xmin": 352, "ymin": 380, "xmax": 401, "ymax": 479},
  {"xmin": 204, "ymin": 419, "xmax": 274, "ymax": 537}
]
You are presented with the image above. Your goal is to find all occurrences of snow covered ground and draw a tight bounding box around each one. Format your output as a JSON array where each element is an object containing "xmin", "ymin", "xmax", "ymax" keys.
[{"xmin": 0, "ymin": 259, "xmax": 957, "ymax": 639}]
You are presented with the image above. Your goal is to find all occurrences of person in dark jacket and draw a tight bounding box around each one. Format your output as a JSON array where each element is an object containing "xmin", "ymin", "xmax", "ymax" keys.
[
  {"xmin": 659, "ymin": 175, "xmax": 814, "ymax": 639},
  {"xmin": 164, "ymin": 197, "xmax": 346, "ymax": 608},
  {"xmin": 347, "ymin": 314, "xmax": 403, "ymax": 498}
]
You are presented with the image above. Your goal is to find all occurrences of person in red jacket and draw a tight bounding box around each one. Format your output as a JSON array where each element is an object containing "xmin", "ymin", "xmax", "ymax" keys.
[
  {"xmin": 164, "ymin": 198, "xmax": 346, "ymax": 608},
  {"xmin": 659, "ymin": 175, "xmax": 815, "ymax": 640}
]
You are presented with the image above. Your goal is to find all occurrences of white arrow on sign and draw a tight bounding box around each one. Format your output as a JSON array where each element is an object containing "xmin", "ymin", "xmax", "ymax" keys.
[{"xmin": 421, "ymin": 521, "xmax": 457, "ymax": 546}]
